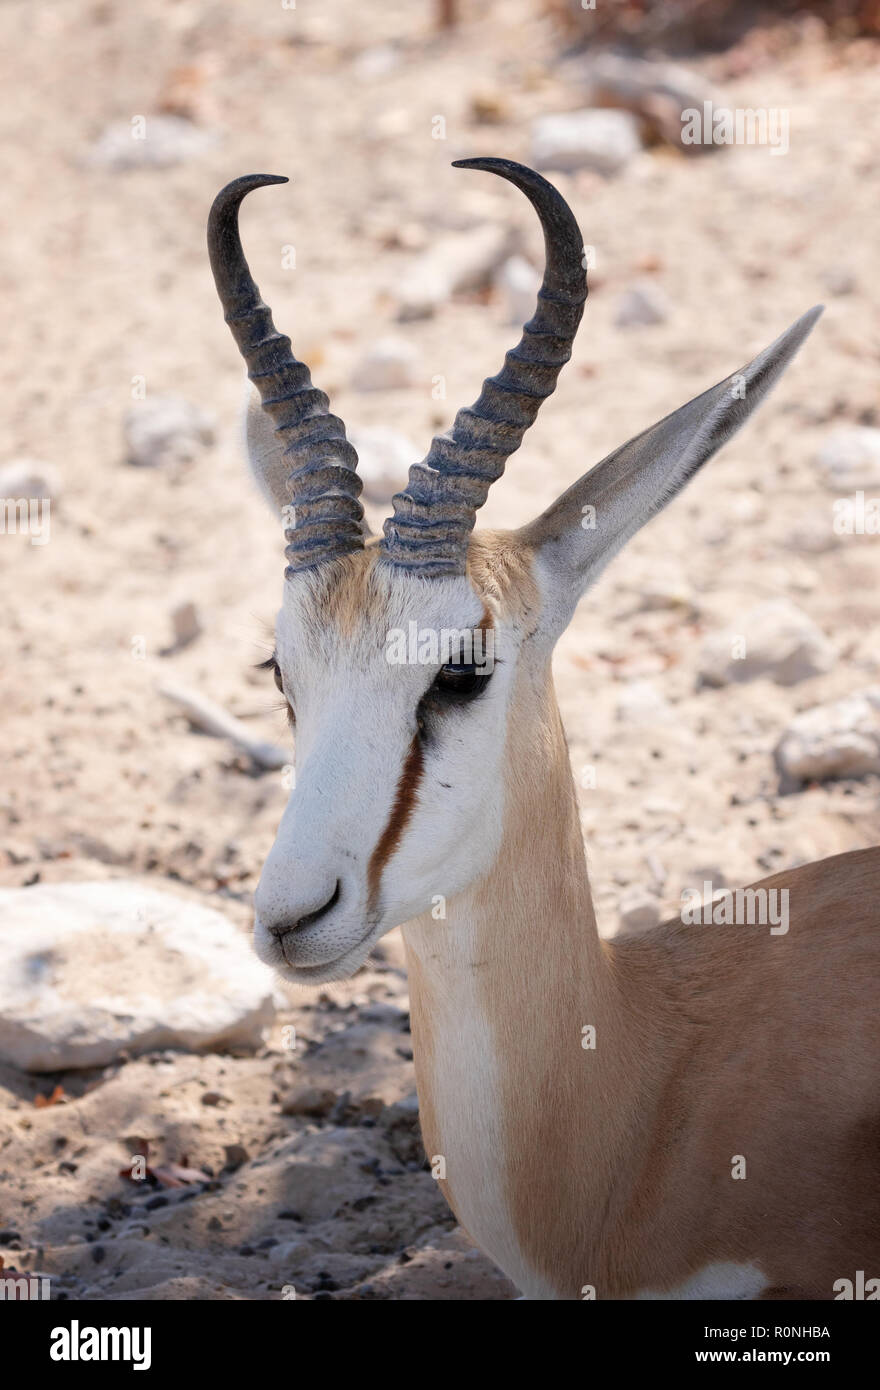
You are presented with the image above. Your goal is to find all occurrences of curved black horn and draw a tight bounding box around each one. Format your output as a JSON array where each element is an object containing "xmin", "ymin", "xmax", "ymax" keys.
[
  {"xmin": 208, "ymin": 174, "xmax": 364, "ymax": 570},
  {"xmin": 380, "ymin": 158, "xmax": 587, "ymax": 577}
]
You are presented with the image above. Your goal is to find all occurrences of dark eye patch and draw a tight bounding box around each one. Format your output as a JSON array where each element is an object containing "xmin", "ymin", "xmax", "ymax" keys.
[
  {"xmin": 417, "ymin": 660, "xmax": 494, "ymax": 739},
  {"xmin": 432, "ymin": 662, "xmax": 492, "ymax": 701}
]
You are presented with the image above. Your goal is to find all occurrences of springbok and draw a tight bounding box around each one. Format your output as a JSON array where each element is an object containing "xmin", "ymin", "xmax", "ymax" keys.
[{"xmin": 208, "ymin": 160, "xmax": 880, "ymax": 1301}]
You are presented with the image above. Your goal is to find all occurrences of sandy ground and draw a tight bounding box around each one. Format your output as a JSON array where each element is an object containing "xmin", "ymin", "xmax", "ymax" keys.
[{"xmin": 1, "ymin": 1, "xmax": 879, "ymax": 1298}]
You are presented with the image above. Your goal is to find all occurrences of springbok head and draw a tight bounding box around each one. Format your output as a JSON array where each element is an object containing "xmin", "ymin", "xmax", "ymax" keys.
[{"xmin": 208, "ymin": 159, "xmax": 821, "ymax": 985}]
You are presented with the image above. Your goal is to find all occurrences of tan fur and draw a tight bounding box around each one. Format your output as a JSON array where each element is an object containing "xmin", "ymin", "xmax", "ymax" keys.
[
  {"xmin": 268, "ymin": 533, "xmax": 879, "ymax": 1298},
  {"xmin": 295, "ymin": 547, "xmax": 390, "ymax": 640},
  {"xmin": 404, "ymin": 944, "xmax": 455, "ymax": 1215},
  {"xmin": 403, "ymin": 532, "xmax": 880, "ymax": 1300},
  {"xmin": 467, "ymin": 531, "xmax": 543, "ymax": 633}
]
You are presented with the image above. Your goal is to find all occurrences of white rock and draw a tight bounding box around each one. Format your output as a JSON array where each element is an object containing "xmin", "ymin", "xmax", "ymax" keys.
[
  {"xmin": 0, "ymin": 881, "xmax": 275, "ymax": 1072},
  {"xmin": 0, "ymin": 458, "xmax": 61, "ymax": 501},
  {"xmin": 698, "ymin": 600, "xmax": 835, "ymax": 688},
  {"xmin": 616, "ymin": 280, "xmax": 669, "ymax": 327},
  {"xmin": 816, "ymin": 426, "xmax": 880, "ymax": 492},
  {"xmin": 784, "ymin": 519, "xmax": 839, "ymax": 555},
  {"xmin": 643, "ymin": 796, "xmax": 683, "ymax": 818},
  {"xmin": 124, "ymin": 395, "xmax": 216, "ymax": 469},
  {"xmin": 352, "ymin": 45, "xmax": 400, "ymax": 81},
  {"xmin": 493, "ymin": 255, "xmax": 540, "ymax": 325},
  {"xmin": 531, "ymin": 109, "xmax": 642, "ymax": 176},
  {"xmin": 765, "ymin": 559, "xmax": 818, "ymax": 594},
  {"xmin": 351, "ymin": 337, "xmax": 420, "ymax": 392},
  {"xmin": 88, "ymin": 116, "xmax": 218, "ymax": 172},
  {"xmin": 348, "ymin": 426, "xmax": 417, "ymax": 503},
  {"xmin": 727, "ymin": 493, "xmax": 766, "ymax": 526},
  {"xmin": 617, "ymin": 890, "xmax": 660, "ymax": 936},
  {"xmin": 395, "ymin": 223, "xmax": 514, "ymax": 321},
  {"xmin": 616, "ymin": 680, "xmax": 674, "ymax": 725},
  {"xmin": 774, "ymin": 689, "xmax": 880, "ymax": 784}
]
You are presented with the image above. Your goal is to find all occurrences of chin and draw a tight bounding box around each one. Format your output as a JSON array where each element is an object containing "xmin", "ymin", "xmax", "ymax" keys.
[{"xmin": 252, "ymin": 918, "xmax": 384, "ymax": 987}]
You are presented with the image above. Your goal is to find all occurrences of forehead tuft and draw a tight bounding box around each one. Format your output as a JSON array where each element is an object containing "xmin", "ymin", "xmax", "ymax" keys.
[
  {"xmin": 284, "ymin": 546, "xmax": 481, "ymax": 634},
  {"xmin": 278, "ymin": 531, "xmax": 539, "ymax": 662},
  {"xmin": 289, "ymin": 548, "xmax": 391, "ymax": 639}
]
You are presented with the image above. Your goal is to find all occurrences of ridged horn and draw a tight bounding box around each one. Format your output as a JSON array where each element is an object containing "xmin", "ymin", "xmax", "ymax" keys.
[
  {"xmin": 208, "ymin": 174, "xmax": 364, "ymax": 570},
  {"xmin": 380, "ymin": 158, "xmax": 588, "ymax": 577}
]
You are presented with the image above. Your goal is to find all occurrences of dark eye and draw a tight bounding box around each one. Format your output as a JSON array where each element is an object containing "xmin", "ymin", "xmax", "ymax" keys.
[
  {"xmin": 258, "ymin": 654, "xmax": 285, "ymax": 692},
  {"xmin": 258, "ymin": 653, "xmax": 294, "ymax": 726},
  {"xmin": 432, "ymin": 662, "xmax": 492, "ymax": 701}
]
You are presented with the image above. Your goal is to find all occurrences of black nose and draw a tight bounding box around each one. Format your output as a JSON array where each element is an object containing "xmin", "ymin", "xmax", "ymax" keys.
[{"xmin": 267, "ymin": 881, "xmax": 341, "ymax": 939}]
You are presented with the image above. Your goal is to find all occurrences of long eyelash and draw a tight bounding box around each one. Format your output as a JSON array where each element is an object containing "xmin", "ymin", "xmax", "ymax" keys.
[
  {"xmin": 272, "ymin": 696, "xmax": 296, "ymax": 729},
  {"xmin": 260, "ymin": 650, "xmax": 294, "ymax": 726}
]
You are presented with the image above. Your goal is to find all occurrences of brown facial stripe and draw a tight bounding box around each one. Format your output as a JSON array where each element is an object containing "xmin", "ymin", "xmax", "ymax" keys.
[{"xmin": 367, "ymin": 734, "xmax": 425, "ymax": 912}]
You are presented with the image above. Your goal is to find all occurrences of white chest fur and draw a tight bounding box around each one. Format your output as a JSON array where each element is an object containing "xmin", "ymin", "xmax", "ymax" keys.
[{"xmin": 403, "ymin": 918, "xmax": 558, "ymax": 1299}]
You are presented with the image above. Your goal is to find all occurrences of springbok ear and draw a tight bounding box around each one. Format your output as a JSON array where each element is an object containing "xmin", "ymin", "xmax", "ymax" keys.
[
  {"xmin": 243, "ymin": 385, "xmax": 374, "ymax": 538},
  {"xmin": 243, "ymin": 382, "xmax": 293, "ymax": 517},
  {"xmin": 519, "ymin": 306, "xmax": 822, "ymax": 623}
]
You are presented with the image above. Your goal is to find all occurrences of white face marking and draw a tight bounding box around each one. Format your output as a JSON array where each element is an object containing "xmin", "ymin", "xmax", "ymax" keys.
[
  {"xmin": 632, "ymin": 1262, "xmax": 768, "ymax": 1301},
  {"xmin": 252, "ymin": 559, "xmax": 519, "ymax": 984}
]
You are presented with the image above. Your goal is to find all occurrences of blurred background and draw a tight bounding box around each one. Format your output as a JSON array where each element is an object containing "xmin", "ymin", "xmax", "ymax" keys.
[{"xmin": 1, "ymin": 0, "xmax": 879, "ymax": 1300}]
